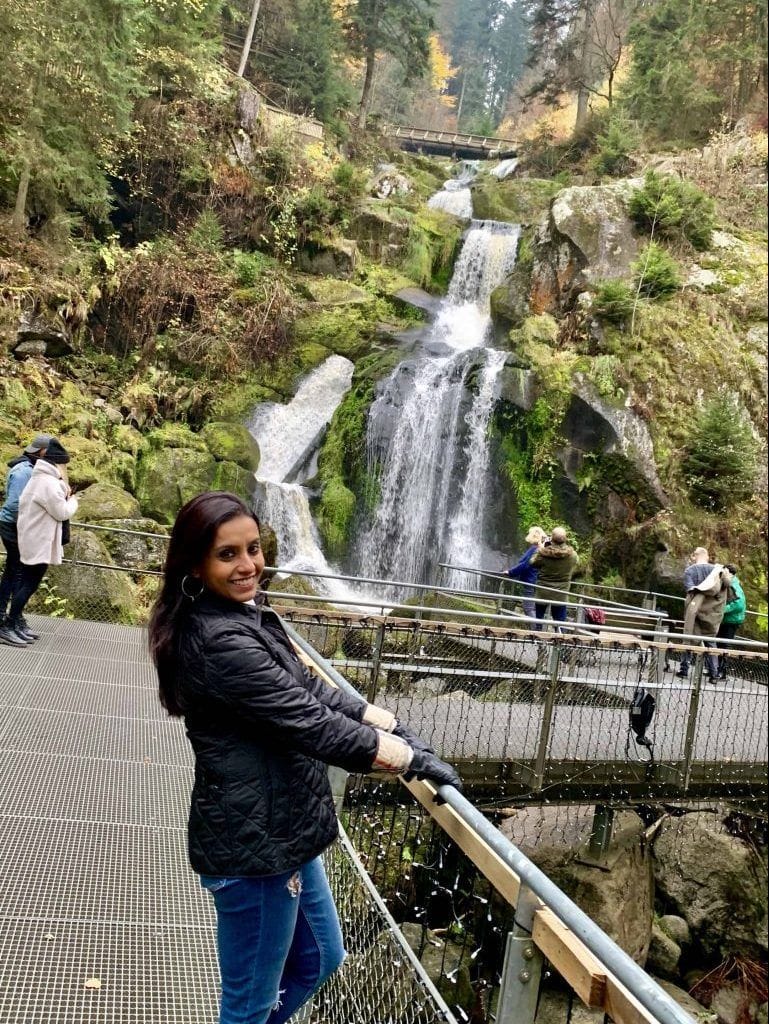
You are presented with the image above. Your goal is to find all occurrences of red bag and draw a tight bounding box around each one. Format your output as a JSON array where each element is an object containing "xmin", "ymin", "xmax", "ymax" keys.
[{"xmin": 585, "ymin": 606, "xmax": 607, "ymax": 625}]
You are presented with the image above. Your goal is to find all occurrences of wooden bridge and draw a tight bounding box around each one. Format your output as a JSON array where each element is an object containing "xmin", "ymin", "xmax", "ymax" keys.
[{"xmin": 384, "ymin": 124, "xmax": 518, "ymax": 160}]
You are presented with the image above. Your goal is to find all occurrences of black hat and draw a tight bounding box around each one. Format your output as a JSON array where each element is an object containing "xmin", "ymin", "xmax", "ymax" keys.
[{"xmin": 42, "ymin": 439, "xmax": 71, "ymax": 465}]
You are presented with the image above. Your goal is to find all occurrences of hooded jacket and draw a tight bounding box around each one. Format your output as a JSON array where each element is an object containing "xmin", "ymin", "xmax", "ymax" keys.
[
  {"xmin": 530, "ymin": 540, "xmax": 579, "ymax": 588},
  {"xmin": 176, "ymin": 593, "xmax": 379, "ymax": 877},
  {"xmin": 17, "ymin": 460, "xmax": 78, "ymax": 566},
  {"xmin": 0, "ymin": 454, "xmax": 36, "ymax": 539},
  {"xmin": 722, "ymin": 577, "xmax": 747, "ymax": 626}
]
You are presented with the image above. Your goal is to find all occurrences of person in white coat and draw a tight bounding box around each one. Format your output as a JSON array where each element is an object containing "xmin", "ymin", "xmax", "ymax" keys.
[{"xmin": 13, "ymin": 439, "xmax": 78, "ymax": 645}]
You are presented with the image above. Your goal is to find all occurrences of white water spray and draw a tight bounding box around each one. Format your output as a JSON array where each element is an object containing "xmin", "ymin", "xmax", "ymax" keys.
[
  {"xmin": 354, "ymin": 218, "xmax": 521, "ymax": 592},
  {"xmin": 248, "ymin": 355, "xmax": 356, "ymax": 597}
]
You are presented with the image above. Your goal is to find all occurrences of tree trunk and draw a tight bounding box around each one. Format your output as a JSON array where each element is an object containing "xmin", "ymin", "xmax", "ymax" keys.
[
  {"xmin": 11, "ymin": 159, "xmax": 30, "ymax": 233},
  {"xmin": 237, "ymin": 0, "xmax": 262, "ymax": 78},
  {"xmin": 357, "ymin": 48, "xmax": 377, "ymax": 129},
  {"xmin": 574, "ymin": 0, "xmax": 594, "ymax": 133}
]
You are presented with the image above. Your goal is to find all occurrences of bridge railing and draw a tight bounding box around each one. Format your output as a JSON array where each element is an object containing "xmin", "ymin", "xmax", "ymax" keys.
[{"xmin": 289, "ymin": 624, "xmax": 703, "ymax": 1024}]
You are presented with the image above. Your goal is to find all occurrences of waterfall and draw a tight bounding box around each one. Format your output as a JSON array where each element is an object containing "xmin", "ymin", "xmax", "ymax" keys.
[
  {"xmin": 427, "ymin": 162, "xmax": 478, "ymax": 220},
  {"xmin": 492, "ymin": 157, "xmax": 519, "ymax": 180},
  {"xmin": 248, "ymin": 355, "xmax": 356, "ymax": 597},
  {"xmin": 354, "ymin": 218, "xmax": 521, "ymax": 594}
]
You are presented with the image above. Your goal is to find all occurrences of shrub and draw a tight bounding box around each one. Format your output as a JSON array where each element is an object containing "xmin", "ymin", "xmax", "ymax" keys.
[
  {"xmin": 231, "ymin": 250, "xmax": 277, "ymax": 287},
  {"xmin": 682, "ymin": 396, "xmax": 759, "ymax": 511},
  {"xmin": 629, "ymin": 171, "xmax": 717, "ymax": 250},
  {"xmin": 593, "ymin": 279, "xmax": 635, "ymax": 324},
  {"xmin": 188, "ymin": 210, "xmax": 223, "ymax": 252},
  {"xmin": 632, "ymin": 242, "xmax": 681, "ymax": 298},
  {"xmin": 333, "ymin": 160, "xmax": 366, "ymax": 200},
  {"xmin": 591, "ymin": 115, "xmax": 640, "ymax": 177}
]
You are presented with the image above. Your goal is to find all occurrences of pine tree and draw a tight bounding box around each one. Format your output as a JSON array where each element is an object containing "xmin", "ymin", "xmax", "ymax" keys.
[
  {"xmin": 346, "ymin": 0, "xmax": 436, "ymax": 128},
  {"xmin": 682, "ymin": 396, "xmax": 759, "ymax": 512}
]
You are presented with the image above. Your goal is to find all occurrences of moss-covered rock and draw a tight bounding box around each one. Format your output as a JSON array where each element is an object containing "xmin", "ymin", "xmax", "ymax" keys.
[
  {"xmin": 350, "ymin": 201, "xmax": 412, "ymax": 262},
  {"xmin": 300, "ymin": 277, "xmax": 374, "ymax": 307},
  {"xmin": 74, "ymin": 482, "xmax": 141, "ymax": 522},
  {"xmin": 46, "ymin": 531, "xmax": 137, "ymax": 622},
  {"xmin": 471, "ymin": 177, "xmax": 560, "ymax": 224},
  {"xmin": 98, "ymin": 517, "xmax": 168, "ymax": 571},
  {"xmin": 315, "ymin": 477, "xmax": 356, "ymax": 560},
  {"xmin": 60, "ymin": 435, "xmax": 138, "ymax": 491},
  {"xmin": 509, "ymin": 313, "xmax": 560, "ymax": 350},
  {"xmin": 146, "ymin": 421, "xmax": 209, "ymax": 452},
  {"xmin": 201, "ymin": 422, "xmax": 260, "ymax": 471},
  {"xmin": 213, "ymin": 459, "xmax": 257, "ymax": 504},
  {"xmin": 136, "ymin": 446, "xmax": 218, "ymax": 524}
]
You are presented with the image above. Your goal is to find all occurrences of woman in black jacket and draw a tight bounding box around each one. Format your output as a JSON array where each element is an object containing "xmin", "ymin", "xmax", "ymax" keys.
[{"xmin": 148, "ymin": 491, "xmax": 460, "ymax": 1024}]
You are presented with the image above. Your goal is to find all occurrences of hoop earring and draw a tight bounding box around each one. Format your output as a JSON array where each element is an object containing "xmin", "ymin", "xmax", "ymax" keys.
[{"xmin": 181, "ymin": 575, "xmax": 205, "ymax": 601}]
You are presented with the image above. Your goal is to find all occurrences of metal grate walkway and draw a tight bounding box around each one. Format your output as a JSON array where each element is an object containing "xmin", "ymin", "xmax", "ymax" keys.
[
  {"xmin": 0, "ymin": 615, "xmax": 220, "ymax": 1023},
  {"xmin": 0, "ymin": 616, "xmax": 454, "ymax": 1024}
]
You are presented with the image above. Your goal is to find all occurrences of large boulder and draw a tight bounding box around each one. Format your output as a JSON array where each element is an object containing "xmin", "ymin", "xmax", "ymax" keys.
[
  {"xmin": 558, "ymin": 381, "xmax": 668, "ymax": 511},
  {"xmin": 136, "ymin": 447, "xmax": 218, "ymax": 524},
  {"xmin": 301, "ymin": 277, "xmax": 375, "ymax": 307},
  {"xmin": 549, "ymin": 181, "xmax": 642, "ymax": 287},
  {"xmin": 200, "ymin": 422, "xmax": 260, "ymax": 472},
  {"xmin": 504, "ymin": 812, "xmax": 654, "ymax": 963},
  {"xmin": 47, "ymin": 531, "xmax": 136, "ymax": 622},
  {"xmin": 297, "ymin": 238, "xmax": 360, "ymax": 279},
  {"xmin": 13, "ymin": 309, "xmax": 74, "ymax": 359},
  {"xmin": 471, "ymin": 177, "xmax": 560, "ymax": 225},
  {"xmin": 74, "ymin": 482, "xmax": 141, "ymax": 523},
  {"xmin": 213, "ymin": 459, "xmax": 257, "ymax": 504},
  {"xmin": 145, "ymin": 422, "xmax": 208, "ymax": 452},
  {"xmin": 653, "ymin": 980, "xmax": 717, "ymax": 1023},
  {"xmin": 350, "ymin": 202, "xmax": 411, "ymax": 262},
  {"xmin": 653, "ymin": 813, "xmax": 769, "ymax": 960},
  {"xmin": 98, "ymin": 518, "xmax": 168, "ymax": 571}
]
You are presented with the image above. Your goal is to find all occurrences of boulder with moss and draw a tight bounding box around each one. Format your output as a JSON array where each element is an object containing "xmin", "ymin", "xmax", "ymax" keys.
[
  {"xmin": 146, "ymin": 421, "xmax": 209, "ymax": 452},
  {"xmin": 300, "ymin": 277, "xmax": 375, "ymax": 307},
  {"xmin": 60, "ymin": 435, "xmax": 138, "ymax": 491},
  {"xmin": 213, "ymin": 459, "xmax": 257, "ymax": 504},
  {"xmin": 471, "ymin": 177, "xmax": 560, "ymax": 224},
  {"xmin": 74, "ymin": 482, "xmax": 141, "ymax": 522},
  {"xmin": 297, "ymin": 238, "xmax": 360, "ymax": 279},
  {"xmin": 200, "ymin": 422, "xmax": 260, "ymax": 471},
  {"xmin": 47, "ymin": 531, "xmax": 137, "ymax": 622},
  {"xmin": 136, "ymin": 446, "xmax": 218, "ymax": 524},
  {"xmin": 350, "ymin": 201, "xmax": 412, "ymax": 262},
  {"xmin": 99, "ymin": 518, "xmax": 168, "ymax": 570}
]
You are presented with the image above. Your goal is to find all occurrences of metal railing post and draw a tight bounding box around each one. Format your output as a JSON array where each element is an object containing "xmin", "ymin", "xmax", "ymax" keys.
[
  {"xmin": 366, "ymin": 618, "xmax": 387, "ymax": 703},
  {"xmin": 681, "ymin": 653, "xmax": 704, "ymax": 792},
  {"xmin": 533, "ymin": 644, "xmax": 561, "ymax": 790},
  {"xmin": 496, "ymin": 886, "xmax": 544, "ymax": 1024}
]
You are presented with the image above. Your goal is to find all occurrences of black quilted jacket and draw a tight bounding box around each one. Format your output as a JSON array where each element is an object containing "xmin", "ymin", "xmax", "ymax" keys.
[{"xmin": 176, "ymin": 593, "xmax": 379, "ymax": 877}]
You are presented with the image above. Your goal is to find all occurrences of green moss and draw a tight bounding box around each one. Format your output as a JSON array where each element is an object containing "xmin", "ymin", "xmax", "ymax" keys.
[
  {"xmin": 200, "ymin": 421, "xmax": 260, "ymax": 470},
  {"xmin": 399, "ymin": 208, "xmax": 463, "ymax": 293},
  {"xmin": 146, "ymin": 421, "xmax": 208, "ymax": 451},
  {"xmin": 313, "ymin": 349, "xmax": 401, "ymax": 558},
  {"xmin": 471, "ymin": 178, "xmax": 560, "ymax": 224}
]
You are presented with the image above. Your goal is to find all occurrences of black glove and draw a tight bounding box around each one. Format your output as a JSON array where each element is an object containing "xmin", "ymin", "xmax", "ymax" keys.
[
  {"xmin": 404, "ymin": 749, "xmax": 463, "ymax": 792},
  {"xmin": 393, "ymin": 721, "xmax": 435, "ymax": 756}
]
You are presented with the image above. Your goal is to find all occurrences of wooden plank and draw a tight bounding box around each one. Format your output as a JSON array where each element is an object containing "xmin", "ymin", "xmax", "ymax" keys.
[
  {"xmin": 402, "ymin": 777, "xmax": 522, "ymax": 908},
  {"xmin": 532, "ymin": 907, "xmax": 607, "ymax": 1008},
  {"xmin": 605, "ymin": 975, "xmax": 673, "ymax": 1024}
]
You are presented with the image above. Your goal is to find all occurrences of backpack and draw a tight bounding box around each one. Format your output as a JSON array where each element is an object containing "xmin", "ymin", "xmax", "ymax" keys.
[
  {"xmin": 630, "ymin": 687, "xmax": 655, "ymax": 757},
  {"xmin": 584, "ymin": 606, "xmax": 606, "ymax": 625}
]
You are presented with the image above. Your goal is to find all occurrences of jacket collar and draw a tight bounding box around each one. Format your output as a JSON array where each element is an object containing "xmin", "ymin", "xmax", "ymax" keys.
[{"xmin": 32, "ymin": 460, "xmax": 64, "ymax": 480}]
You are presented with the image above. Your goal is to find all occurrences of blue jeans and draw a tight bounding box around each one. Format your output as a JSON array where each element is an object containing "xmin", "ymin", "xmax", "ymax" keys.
[
  {"xmin": 522, "ymin": 585, "xmax": 536, "ymax": 618},
  {"xmin": 200, "ymin": 857, "xmax": 345, "ymax": 1024}
]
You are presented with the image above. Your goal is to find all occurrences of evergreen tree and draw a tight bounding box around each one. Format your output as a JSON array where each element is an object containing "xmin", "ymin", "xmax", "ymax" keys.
[
  {"xmin": 624, "ymin": 0, "xmax": 767, "ymax": 141},
  {"xmin": 682, "ymin": 396, "xmax": 759, "ymax": 512},
  {"xmin": 346, "ymin": 0, "xmax": 436, "ymax": 128},
  {"xmin": 257, "ymin": 0, "xmax": 351, "ymax": 121}
]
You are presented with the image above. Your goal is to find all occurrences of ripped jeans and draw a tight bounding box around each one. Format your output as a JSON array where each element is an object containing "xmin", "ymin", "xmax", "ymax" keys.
[{"xmin": 200, "ymin": 857, "xmax": 345, "ymax": 1024}]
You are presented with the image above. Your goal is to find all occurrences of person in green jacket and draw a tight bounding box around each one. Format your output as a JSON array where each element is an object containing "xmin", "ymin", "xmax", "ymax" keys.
[{"xmin": 716, "ymin": 563, "xmax": 747, "ymax": 680}]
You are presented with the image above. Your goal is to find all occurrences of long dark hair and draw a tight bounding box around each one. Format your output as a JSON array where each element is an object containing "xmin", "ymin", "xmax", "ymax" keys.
[{"xmin": 148, "ymin": 491, "xmax": 260, "ymax": 716}]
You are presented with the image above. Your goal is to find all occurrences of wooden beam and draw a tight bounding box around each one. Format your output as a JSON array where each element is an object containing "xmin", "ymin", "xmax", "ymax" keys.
[{"xmin": 532, "ymin": 907, "xmax": 607, "ymax": 1008}]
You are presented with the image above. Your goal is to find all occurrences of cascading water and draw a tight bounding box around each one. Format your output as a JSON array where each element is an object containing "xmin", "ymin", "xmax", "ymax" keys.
[
  {"xmin": 427, "ymin": 161, "xmax": 478, "ymax": 220},
  {"xmin": 248, "ymin": 355, "xmax": 355, "ymax": 597},
  {"xmin": 353, "ymin": 216, "xmax": 521, "ymax": 593},
  {"xmin": 492, "ymin": 157, "xmax": 519, "ymax": 180}
]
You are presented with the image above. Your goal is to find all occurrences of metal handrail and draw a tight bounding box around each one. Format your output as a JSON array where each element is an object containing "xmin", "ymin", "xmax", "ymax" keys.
[{"xmin": 284, "ymin": 623, "xmax": 698, "ymax": 1024}]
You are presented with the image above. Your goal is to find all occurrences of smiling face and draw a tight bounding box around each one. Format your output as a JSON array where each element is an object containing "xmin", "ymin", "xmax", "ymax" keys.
[{"xmin": 195, "ymin": 514, "xmax": 265, "ymax": 603}]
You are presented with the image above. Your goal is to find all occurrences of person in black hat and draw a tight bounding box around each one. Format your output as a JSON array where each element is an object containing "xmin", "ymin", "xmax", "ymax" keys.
[
  {"xmin": 0, "ymin": 433, "xmax": 52, "ymax": 646},
  {"xmin": 7, "ymin": 439, "xmax": 78, "ymax": 646}
]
